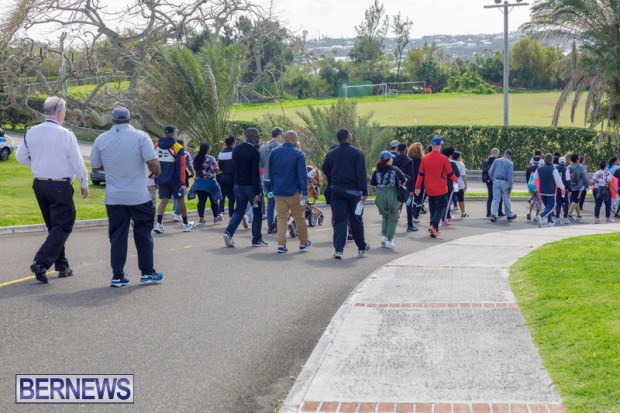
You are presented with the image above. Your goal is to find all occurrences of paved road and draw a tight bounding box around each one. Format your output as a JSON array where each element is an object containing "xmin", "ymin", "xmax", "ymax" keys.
[{"xmin": 0, "ymin": 199, "xmax": 565, "ymax": 412}]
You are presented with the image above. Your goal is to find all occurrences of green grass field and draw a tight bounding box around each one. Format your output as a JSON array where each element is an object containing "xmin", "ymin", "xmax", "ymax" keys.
[
  {"xmin": 510, "ymin": 234, "xmax": 620, "ymax": 412},
  {"xmin": 0, "ymin": 157, "xmax": 198, "ymax": 226},
  {"xmin": 231, "ymin": 91, "xmax": 586, "ymax": 127}
]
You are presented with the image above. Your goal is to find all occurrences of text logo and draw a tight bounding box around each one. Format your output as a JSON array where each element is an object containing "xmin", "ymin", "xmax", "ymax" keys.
[{"xmin": 16, "ymin": 374, "xmax": 134, "ymax": 404}]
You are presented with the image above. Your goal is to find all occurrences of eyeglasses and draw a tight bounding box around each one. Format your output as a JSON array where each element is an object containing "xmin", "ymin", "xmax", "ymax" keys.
[{"xmin": 52, "ymin": 98, "xmax": 64, "ymax": 114}]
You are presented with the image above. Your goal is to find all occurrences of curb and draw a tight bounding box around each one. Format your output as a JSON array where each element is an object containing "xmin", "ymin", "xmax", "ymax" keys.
[{"xmin": 0, "ymin": 197, "xmax": 595, "ymax": 235}]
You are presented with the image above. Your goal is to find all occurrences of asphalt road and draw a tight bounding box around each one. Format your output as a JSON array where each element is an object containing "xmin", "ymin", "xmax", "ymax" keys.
[{"xmin": 0, "ymin": 199, "xmax": 554, "ymax": 412}]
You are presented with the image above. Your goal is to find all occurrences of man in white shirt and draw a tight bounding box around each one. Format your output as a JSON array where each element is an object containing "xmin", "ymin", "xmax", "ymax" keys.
[
  {"xmin": 90, "ymin": 107, "xmax": 163, "ymax": 287},
  {"xmin": 16, "ymin": 96, "xmax": 89, "ymax": 283}
]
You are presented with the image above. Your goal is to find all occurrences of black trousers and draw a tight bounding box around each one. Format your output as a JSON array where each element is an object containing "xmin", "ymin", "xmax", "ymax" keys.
[
  {"xmin": 218, "ymin": 174, "xmax": 235, "ymax": 216},
  {"xmin": 32, "ymin": 179, "xmax": 75, "ymax": 271},
  {"xmin": 106, "ymin": 202, "xmax": 155, "ymax": 278},
  {"xmin": 196, "ymin": 190, "xmax": 219, "ymax": 218},
  {"xmin": 485, "ymin": 181, "xmax": 503, "ymax": 214},
  {"xmin": 428, "ymin": 194, "xmax": 448, "ymax": 229},
  {"xmin": 330, "ymin": 190, "xmax": 366, "ymax": 253}
]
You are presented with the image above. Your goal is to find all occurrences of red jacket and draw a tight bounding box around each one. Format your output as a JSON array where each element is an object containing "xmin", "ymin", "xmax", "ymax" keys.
[{"xmin": 415, "ymin": 150, "xmax": 458, "ymax": 196}]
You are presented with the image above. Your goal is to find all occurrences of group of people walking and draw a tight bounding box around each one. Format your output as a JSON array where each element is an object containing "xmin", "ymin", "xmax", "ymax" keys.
[{"xmin": 15, "ymin": 96, "xmax": 620, "ymax": 286}]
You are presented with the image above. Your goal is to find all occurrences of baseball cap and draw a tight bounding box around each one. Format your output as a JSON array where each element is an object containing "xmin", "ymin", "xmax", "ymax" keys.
[
  {"xmin": 379, "ymin": 150, "xmax": 393, "ymax": 161},
  {"xmin": 112, "ymin": 107, "xmax": 131, "ymax": 121},
  {"xmin": 431, "ymin": 136, "xmax": 443, "ymax": 146},
  {"xmin": 559, "ymin": 157, "xmax": 566, "ymax": 164},
  {"xmin": 389, "ymin": 140, "xmax": 400, "ymax": 148},
  {"xmin": 164, "ymin": 124, "xmax": 178, "ymax": 134}
]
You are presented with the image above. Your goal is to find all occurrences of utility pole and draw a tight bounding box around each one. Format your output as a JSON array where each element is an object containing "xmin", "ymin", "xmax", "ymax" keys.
[{"xmin": 484, "ymin": 1, "xmax": 528, "ymax": 127}]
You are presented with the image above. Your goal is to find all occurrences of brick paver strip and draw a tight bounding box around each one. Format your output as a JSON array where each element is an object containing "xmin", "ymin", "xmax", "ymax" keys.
[
  {"xmin": 435, "ymin": 403, "xmax": 452, "ymax": 413},
  {"xmin": 454, "ymin": 403, "xmax": 471, "ymax": 413},
  {"xmin": 353, "ymin": 302, "xmax": 519, "ymax": 309},
  {"xmin": 510, "ymin": 404, "xmax": 529, "ymax": 413},
  {"xmin": 300, "ymin": 403, "xmax": 566, "ymax": 413},
  {"xmin": 302, "ymin": 401, "xmax": 320, "ymax": 412},
  {"xmin": 415, "ymin": 403, "xmax": 432, "ymax": 413},
  {"xmin": 473, "ymin": 403, "xmax": 491, "ymax": 413},
  {"xmin": 377, "ymin": 402, "xmax": 395, "ymax": 412},
  {"xmin": 529, "ymin": 403, "xmax": 550, "ymax": 413},
  {"xmin": 396, "ymin": 403, "xmax": 414, "ymax": 412},
  {"xmin": 320, "ymin": 402, "xmax": 339, "ymax": 412},
  {"xmin": 358, "ymin": 403, "xmax": 377, "ymax": 412},
  {"xmin": 491, "ymin": 404, "xmax": 510, "ymax": 413},
  {"xmin": 339, "ymin": 402, "xmax": 358, "ymax": 412}
]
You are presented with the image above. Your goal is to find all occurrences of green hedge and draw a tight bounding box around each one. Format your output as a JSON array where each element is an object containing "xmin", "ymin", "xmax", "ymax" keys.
[{"xmin": 393, "ymin": 125, "xmax": 620, "ymax": 170}]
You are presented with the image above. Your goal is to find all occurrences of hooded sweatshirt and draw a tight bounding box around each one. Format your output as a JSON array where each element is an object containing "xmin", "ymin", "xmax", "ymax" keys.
[{"xmin": 154, "ymin": 137, "xmax": 186, "ymax": 186}]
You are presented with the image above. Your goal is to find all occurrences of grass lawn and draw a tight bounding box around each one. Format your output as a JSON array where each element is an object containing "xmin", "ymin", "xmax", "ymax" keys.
[
  {"xmin": 510, "ymin": 234, "xmax": 620, "ymax": 412},
  {"xmin": 0, "ymin": 157, "xmax": 198, "ymax": 226},
  {"xmin": 230, "ymin": 91, "xmax": 586, "ymax": 127}
]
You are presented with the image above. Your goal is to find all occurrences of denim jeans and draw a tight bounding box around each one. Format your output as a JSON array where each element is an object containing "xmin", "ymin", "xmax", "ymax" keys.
[
  {"xmin": 263, "ymin": 180, "xmax": 275, "ymax": 228},
  {"xmin": 225, "ymin": 185, "xmax": 263, "ymax": 243},
  {"xmin": 491, "ymin": 179, "xmax": 512, "ymax": 217}
]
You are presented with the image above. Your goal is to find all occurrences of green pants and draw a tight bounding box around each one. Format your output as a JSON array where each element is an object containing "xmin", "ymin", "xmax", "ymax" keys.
[{"xmin": 375, "ymin": 187, "xmax": 400, "ymax": 241}]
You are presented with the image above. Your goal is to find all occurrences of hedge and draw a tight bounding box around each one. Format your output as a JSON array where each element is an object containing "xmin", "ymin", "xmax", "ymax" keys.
[{"xmin": 392, "ymin": 125, "xmax": 620, "ymax": 170}]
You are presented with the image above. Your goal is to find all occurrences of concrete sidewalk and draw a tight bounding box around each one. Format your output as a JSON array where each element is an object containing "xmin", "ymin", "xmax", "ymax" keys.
[{"xmin": 281, "ymin": 224, "xmax": 620, "ymax": 413}]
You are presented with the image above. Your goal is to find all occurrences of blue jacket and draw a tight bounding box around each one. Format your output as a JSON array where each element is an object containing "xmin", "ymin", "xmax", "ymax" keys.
[
  {"xmin": 268, "ymin": 143, "xmax": 308, "ymax": 197},
  {"xmin": 154, "ymin": 137, "xmax": 186, "ymax": 186}
]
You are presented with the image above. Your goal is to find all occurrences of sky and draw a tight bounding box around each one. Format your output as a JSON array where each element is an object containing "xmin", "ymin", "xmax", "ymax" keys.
[{"xmin": 264, "ymin": 0, "xmax": 534, "ymax": 38}]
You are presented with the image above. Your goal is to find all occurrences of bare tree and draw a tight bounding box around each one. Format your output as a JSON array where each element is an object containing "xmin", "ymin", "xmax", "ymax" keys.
[{"xmin": 0, "ymin": 0, "xmax": 263, "ymax": 133}]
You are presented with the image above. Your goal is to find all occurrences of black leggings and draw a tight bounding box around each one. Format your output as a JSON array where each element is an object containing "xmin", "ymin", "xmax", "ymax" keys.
[{"xmin": 197, "ymin": 190, "xmax": 219, "ymax": 219}]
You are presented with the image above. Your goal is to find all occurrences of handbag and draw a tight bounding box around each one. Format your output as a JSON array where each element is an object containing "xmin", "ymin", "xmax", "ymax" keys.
[
  {"xmin": 595, "ymin": 186, "xmax": 610, "ymax": 200},
  {"xmin": 397, "ymin": 183, "xmax": 409, "ymax": 203}
]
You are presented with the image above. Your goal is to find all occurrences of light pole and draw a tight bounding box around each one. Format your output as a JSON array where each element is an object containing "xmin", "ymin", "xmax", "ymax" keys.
[{"xmin": 484, "ymin": 0, "xmax": 528, "ymax": 127}]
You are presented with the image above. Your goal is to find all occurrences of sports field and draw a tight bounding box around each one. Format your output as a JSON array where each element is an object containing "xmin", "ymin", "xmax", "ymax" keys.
[{"xmin": 231, "ymin": 91, "xmax": 586, "ymax": 127}]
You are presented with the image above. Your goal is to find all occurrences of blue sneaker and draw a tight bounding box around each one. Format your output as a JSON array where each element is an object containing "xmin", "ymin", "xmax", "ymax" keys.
[
  {"xmin": 277, "ymin": 245, "xmax": 288, "ymax": 254},
  {"xmin": 111, "ymin": 277, "xmax": 130, "ymax": 288},
  {"xmin": 299, "ymin": 240, "xmax": 312, "ymax": 252},
  {"xmin": 140, "ymin": 272, "xmax": 164, "ymax": 284}
]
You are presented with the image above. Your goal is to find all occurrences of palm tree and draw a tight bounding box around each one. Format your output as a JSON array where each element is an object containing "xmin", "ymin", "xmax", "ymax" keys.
[
  {"xmin": 140, "ymin": 40, "xmax": 245, "ymax": 145},
  {"xmin": 522, "ymin": 0, "xmax": 620, "ymax": 129}
]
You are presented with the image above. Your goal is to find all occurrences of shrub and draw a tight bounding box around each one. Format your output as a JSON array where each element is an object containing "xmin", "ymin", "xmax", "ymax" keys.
[{"xmin": 393, "ymin": 125, "xmax": 619, "ymax": 170}]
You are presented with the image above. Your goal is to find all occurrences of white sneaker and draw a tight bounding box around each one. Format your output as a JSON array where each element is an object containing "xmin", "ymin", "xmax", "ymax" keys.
[
  {"xmin": 412, "ymin": 218, "xmax": 420, "ymax": 223},
  {"xmin": 172, "ymin": 213, "xmax": 182, "ymax": 222},
  {"xmin": 563, "ymin": 218, "xmax": 570, "ymax": 225},
  {"xmin": 380, "ymin": 236, "xmax": 387, "ymax": 246},
  {"xmin": 384, "ymin": 240, "xmax": 395, "ymax": 249},
  {"xmin": 547, "ymin": 221, "xmax": 555, "ymax": 227},
  {"xmin": 153, "ymin": 222, "xmax": 164, "ymax": 233},
  {"xmin": 183, "ymin": 221, "xmax": 195, "ymax": 232}
]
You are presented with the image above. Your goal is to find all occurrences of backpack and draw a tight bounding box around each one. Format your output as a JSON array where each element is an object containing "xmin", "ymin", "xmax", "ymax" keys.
[
  {"xmin": 527, "ymin": 174, "xmax": 537, "ymax": 192},
  {"xmin": 481, "ymin": 157, "xmax": 494, "ymax": 183}
]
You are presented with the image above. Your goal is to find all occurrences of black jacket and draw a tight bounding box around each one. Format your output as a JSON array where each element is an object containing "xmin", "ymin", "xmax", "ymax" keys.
[
  {"xmin": 393, "ymin": 153, "xmax": 414, "ymax": 190},
  {"xmin": 321, "ymin": 142, "xmax": 368, "ymax": 196},
  {"xmin": 232, "ymin": 142, "xmax": 261, "ymax": 195}
]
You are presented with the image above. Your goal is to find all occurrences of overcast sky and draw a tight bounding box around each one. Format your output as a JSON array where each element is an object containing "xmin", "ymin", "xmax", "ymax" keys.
[{"xmin": 265, "ymin": 0, "xmax": 533, "ymax": 38}]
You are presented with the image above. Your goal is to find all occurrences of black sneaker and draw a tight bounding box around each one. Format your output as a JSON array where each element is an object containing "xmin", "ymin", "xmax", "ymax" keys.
[
  {"xmin": 30, "ymin": 261, "xmax": 48, "ymax": 284},
  {"xmin": 420, "ymin": 207, "xmax": 428, "ymax": 214},
  {"xmin": 58, "ymin": 267, "xmax": 73, "ymax": 278},
  {"xmin": 490, "ymin": 215, "xmax": 498, "ymax": 222},
  {"xmin": 506, "ymin": 214, "xmax": 518, "ymax": 222},
  {"xmin": 486, "ymin": 212, "xmax": 491, "ymax": 218},
  {"xmin": 347, "ymin": 233, "xmax": 354, "ymax": 241},
  {"xmin": 406, "ymin": 226, "xmax": 419, "ymax": 232},
  {"xmin": 498, "ymin": 212, "xmax": 506, "ymax": 217},
  {"xmin": 267, "ymin": 225, "xmax": 277, "ymax": 234}
]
